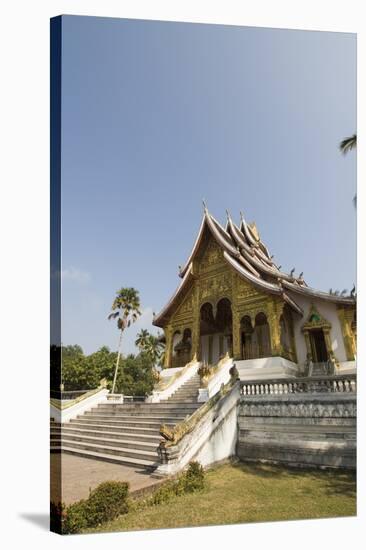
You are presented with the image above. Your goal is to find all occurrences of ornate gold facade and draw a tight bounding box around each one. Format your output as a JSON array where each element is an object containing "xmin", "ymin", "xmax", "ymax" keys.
[
  {"xmin": 163, "ymin": 235, "xmax": 297, "ymax": 367},
  {"xmin": 155, "ymin": 209, "xmax": 356, "ymax": 369}
]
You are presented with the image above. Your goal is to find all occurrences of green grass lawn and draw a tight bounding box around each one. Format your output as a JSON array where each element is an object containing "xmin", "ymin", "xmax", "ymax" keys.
[{"xmin": 88, "ymin": 461, "xmax": 356, "ymax": 533}]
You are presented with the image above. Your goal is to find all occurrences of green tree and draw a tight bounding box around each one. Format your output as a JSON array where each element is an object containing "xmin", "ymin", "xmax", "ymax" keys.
[
  {"xmin": 85, "ymin": 346, "xmax": 117, "ymax": 384},
  {"xmin": 340, "ymin": 134, "xmax": 357, "ymax": 155},
  {"xmin": 144, "ymin": 334, "xmax": 165, "ymax": 367},
  {"xmin": 135, "ymin": 329, "xmax": 150, "ymax": 350},
  {"xmin": 62, "ymin": 353, "xmax": 98, "ymax": 391},
  {"xmin": 108, "ymin": 287, "xmax": 141, "ymax": 393},
  {"xmin": 340, "ymin": 133, "xmax": 357, "ymax": 207},
  {"xmin": 136, "ymin": 330, "xmax": 165, "ymax": 367},
  {"xmin": 115, "ymin": 353, "xmax": 155, "ymax": 396}
]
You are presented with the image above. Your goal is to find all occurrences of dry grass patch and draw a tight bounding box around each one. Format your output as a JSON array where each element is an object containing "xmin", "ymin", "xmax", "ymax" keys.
[{"xmin": 87, "ymin": 461, "xmax": 356, "ymax": 533}]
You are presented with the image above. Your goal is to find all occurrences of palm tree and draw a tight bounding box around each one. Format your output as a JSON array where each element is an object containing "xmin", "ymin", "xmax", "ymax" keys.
[
  {"xmin": 108, "ymin": 287, "xmax": 141, "ymax": 394},
  {"xmin": 340, "ymin": 134, "xmax": 357, "ymax": 155},
  {"xmin": 145, "ymin": 335, "xmax": 165, "ymax": 367},
  {"xmin": 135, "ymin": 329, "xmax": 150, "ymax": 351},
  {"xmin": 339, "ymin": 133, "xmax": 357, "ymax": 206},
  {"xmin": 136, "ymin": 330, "xmax": 165, "ymax": 367}
]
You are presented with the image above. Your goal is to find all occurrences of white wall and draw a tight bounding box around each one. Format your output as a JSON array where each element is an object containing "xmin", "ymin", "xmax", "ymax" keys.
[{"xmin": 288, "ymin": 293, "xmax": 348, "ymax": 365}]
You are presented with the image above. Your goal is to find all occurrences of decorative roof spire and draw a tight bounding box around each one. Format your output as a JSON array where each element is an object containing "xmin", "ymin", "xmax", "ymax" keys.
[{"xmin": 202, "ymin": 199, "xmax": 208, "ymax": 213}]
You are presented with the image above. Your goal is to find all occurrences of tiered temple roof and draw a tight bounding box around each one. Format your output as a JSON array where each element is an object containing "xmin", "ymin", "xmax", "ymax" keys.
[{"xmin": 153, "ymin": 206, "xmax": 355, "ymax": 326}]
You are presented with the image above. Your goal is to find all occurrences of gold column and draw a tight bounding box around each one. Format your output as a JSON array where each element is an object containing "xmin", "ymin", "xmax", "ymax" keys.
[
  {"xmin": 231, "ymin": 273, "xmax": 241, "ymax": 360},
  {"xmin": 164, "ymin": 324, "xmax": 173, "ymax": 368},
  {"xmin": 337, "ymin": 307, "xmax": 356, "ymax": 361},
  {"xmin": 267, "ymin": 300, "xmax": 282, "ymax": 356},
  {"xmin": 323, "ymin": 328, "xmax": 333, "ymax": 359},
  {"xmin": 191, "ymin": 287, "xmax": 201, "ymax": 361}
]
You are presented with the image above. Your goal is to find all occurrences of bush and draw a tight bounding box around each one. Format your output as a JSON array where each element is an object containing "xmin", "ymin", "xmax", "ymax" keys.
[
  {"xmin": 86, "ymin": 481, "xmax": 129, "ymax": 525},
  {"xmin": 150, "ymin": 481, "xmax": 176, "ymax": 505},
  {"xmin": 63, "ymin": 500, "xmax": 89, "ymax": 534},
  {"xmin": 149, "ymin": 462, "xmax": 206, "ymax": 508},
  {"xmin": 60, "ymin": 481, "xmax": 130, "ymax": 534},
  {"xmin": 179, "ymin": 461, "xmax": 205, "ymax": 493}
]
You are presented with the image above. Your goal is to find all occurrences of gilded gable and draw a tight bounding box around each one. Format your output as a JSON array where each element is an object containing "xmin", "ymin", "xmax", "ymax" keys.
[
  {"xmin": 198, "ymin": 238, "xmax": 225, "ymax": 274},
  {"xmin": 173, "ymin": 288, "xmax": 194, "ymax": 322},
  {"xmin": 236, "ymin": 275, "xmax": 261, "ymax": 302}
]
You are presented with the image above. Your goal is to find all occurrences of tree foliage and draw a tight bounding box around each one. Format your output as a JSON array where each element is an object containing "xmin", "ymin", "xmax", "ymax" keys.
[
  {"xmin": 135, "ymin": 330, "xmax": 165, "ymax": 367},
  {"xmin": 59, "ymin": 345, "xmax": 155, "ymax": 395},
  {"xmin": 339, "ymin": 134, "xmax": 357, "ymax": 155}
]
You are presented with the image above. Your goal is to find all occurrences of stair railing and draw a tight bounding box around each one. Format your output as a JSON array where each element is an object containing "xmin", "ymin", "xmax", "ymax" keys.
[
  {"xmin": 145, "ymin": 355, "xmax": 200, "ymax": 403},
  {"xmin": 156, "ymin": 373, "xmax": 241, "ymax": 475},
  {"xmin": 197, "ymin": 353, "xmax": 234, "ymax": 402},
  {"xmin": 50, "ymin": 387, "xmax": 109, "ymax": 423}
]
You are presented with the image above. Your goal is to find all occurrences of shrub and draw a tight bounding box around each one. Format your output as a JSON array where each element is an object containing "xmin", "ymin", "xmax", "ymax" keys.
[
  {"xmin": 179, "ymin": 461, "xmax": 205, "ymax": 493},
  {"xmin": 149, "ymin": 462, "xmax": 206, "ymax": 508},
  {"xmin": 150, "ymin": 481, "xmax": 176, "ymax": 505},
  {"xmin": 63, "ymin": 500, "xmax": 89, "ymax": 534},
  {"xmin": 61, "ymin": 481, "xmax": 130, "ymax": 534},
  {"xmin": 86, "ymin": 481, "xmax": 129, "ymax": 525}
]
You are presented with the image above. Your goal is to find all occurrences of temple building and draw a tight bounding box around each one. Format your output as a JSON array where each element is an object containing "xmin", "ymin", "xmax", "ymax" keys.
[{"xmin": 153, "ymin": 206, "xmax": 356, "ymax": 379}]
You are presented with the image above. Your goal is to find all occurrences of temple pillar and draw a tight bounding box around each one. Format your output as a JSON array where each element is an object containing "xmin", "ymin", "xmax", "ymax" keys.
[
  {"xmin": 323, "ymin": 328, "xmax": 332, "ymax": 357},
  {"xmin": 232, "ymin": 309, "xmax": 241, "ymax": 360},
  {"xmin": 267, "ymin": 300, "xmax": 283, "ymax": 356},
  {"xmin": 164, "ymin": 324, "xmax": 173, "ymax": 368},
  {"xmin": 337, "ymin": 307, "xmax": 356, "ymax": 361},
  {"xmin": 303, "ymin": 329, "xmax": 311, "ymax": 359},
  {"xmin": 191, "ymin": 289, "xmax": 201, "ymax": 361}
]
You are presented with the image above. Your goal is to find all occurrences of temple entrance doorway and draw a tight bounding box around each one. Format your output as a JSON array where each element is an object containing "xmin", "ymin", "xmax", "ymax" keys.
[
  {"xmin": 240, "ymin": 313, "xmax": 271, "ymax": 360},
  {"xmin": 309, "ymin": 329, "xmax": 328, "ymax": 363},
  {"xmin": 199, "ymin": 298, "xmax": 232, "ymax": 365}
]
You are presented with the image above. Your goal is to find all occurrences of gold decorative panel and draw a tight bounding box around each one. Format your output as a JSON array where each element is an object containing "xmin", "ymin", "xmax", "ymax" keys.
[{"xmin": 199, "ymin": 239, "xmax": 225, "ymax": 274}]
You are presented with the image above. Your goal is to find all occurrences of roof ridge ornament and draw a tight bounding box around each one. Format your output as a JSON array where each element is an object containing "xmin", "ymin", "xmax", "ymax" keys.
[{"xmin": 202, "ymin": 199, "xmax": 208, "ymax": 213}]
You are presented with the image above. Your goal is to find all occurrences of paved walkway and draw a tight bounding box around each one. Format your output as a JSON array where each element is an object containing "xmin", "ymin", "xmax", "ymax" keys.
[{"xmin": 50, "ymin": 453, "xmax": 161, "ymax": 505}]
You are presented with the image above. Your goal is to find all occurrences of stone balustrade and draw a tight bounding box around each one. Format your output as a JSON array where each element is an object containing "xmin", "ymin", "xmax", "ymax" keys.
[{"xmin": 240, "ymin": 374, "xmax": 356, "ymax": 396}]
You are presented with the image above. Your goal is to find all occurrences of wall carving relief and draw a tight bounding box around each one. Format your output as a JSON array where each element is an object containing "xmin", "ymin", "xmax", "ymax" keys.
[
  {"xmin": 199, "ymin": 240, "xmax": 225, "ymax": 273},
  {"xmin": 239, "ymin": 400, "xmax": 356, "ymax": 419},
  {"xmin": 199, "ymin": 273, "xmax": 232, "ymax": 303}
]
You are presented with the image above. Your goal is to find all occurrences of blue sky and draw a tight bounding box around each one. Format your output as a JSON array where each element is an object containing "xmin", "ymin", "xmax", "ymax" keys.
[{"xmin": 59, "ymin": 16, "xmax": 356, "ymax": 355}]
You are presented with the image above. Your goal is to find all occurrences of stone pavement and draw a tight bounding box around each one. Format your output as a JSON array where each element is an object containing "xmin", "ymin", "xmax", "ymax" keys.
[{"xmin": 50, "ymin": 453, "xmax": 161, "ymax": 505}]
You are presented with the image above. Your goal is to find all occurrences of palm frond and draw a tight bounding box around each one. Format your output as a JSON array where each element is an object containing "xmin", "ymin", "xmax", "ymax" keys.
[{"xmin": 340, "ymin": 134, "xmax": 357, "ymax": 155}]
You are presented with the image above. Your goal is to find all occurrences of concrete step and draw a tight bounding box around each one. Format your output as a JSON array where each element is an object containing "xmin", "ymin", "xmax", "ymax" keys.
[
  {"xmin": 172, "ymin": 390, "xmax": 198, "ymax": 397},
  {"xmin": 69, "ymin": 418, "xmax": 173, "ymax": 429},
  {"xmin": 166, "ymin": 398, "xmax": 198, "ymax": 403},
  {"xmin": 165, "ymin": 398, "xmax": 198, "ymax": 408},
  {"xmin": 58, "ymin": 433, "xmax": 158, "ymax": 452},
  {"xmin": 51, "ymin": 446, "xmax": 157, "ymax": 470},
  {"xmin": 59, "ymin": 438, "xmax": 158, "ymax": 462},
  {"xmin": 61, "ymin": 422, "xmax": 161, "ymax": 436},
  {"xmin": 52, "ymin": 426, "xmax": 161, "ymax": 444},
  {"xmin": 95, "ymin": 403, "xmax": 198, "ymax": 412},
  {"xmin": 78, "ymin": 413, "xmax": 187, "ymax": 423},
  {"xmin": 88, "ymin": 407, "xmax": 195, "ymax": 419}
]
